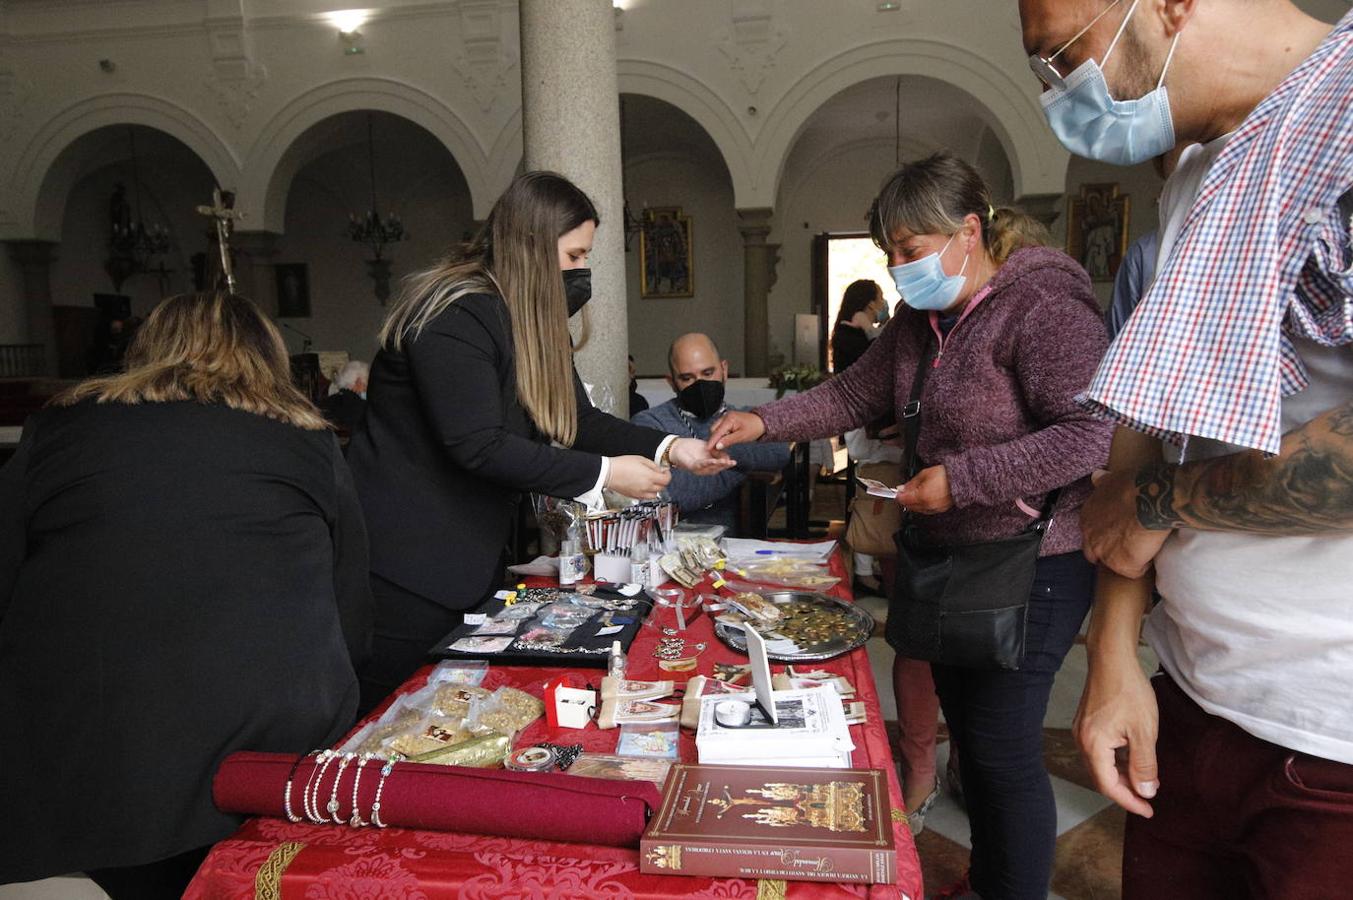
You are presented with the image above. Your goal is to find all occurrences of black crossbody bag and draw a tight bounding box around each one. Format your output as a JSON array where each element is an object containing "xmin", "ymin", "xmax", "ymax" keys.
[{"xmin": 885, "ymin": 340, "xmax": 1060, "ymax": 670}]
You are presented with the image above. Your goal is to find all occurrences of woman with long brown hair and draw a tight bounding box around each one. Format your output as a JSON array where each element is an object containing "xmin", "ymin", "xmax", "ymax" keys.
[
  {"xmin": 347, "ymin": 171, "xmax": 730, "ymax": 711},
  {"xmin": 710, "ymin": 153, "xmax": 1112, "ymax": 900},
  {"xmin": 0, "ymin": 291, "xmax": 371, "ymax": 898}
]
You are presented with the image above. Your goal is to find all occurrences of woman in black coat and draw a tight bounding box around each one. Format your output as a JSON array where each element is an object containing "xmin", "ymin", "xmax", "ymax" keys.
[
  {"xmin": 347, "ymin": 172, "xmax": 731, "ymax": 710},
  {"xmin": 0, "ymin": 292, "xmax": 372, "ymax": 899}
]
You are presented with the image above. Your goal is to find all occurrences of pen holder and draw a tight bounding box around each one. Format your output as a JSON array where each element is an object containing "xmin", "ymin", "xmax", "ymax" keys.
[{"xmin": 593, "ymin": 553, "xmax": 633, "ymax": 585}]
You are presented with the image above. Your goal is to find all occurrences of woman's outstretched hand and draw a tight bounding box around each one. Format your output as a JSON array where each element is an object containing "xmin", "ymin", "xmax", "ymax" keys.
[
  {"xmin": 668, "ymin": 438, "xmax": 737, "ymax": 475},
  {"xmin": 706, "ymin": 411, "xmax": 766, "ymax": 452}
]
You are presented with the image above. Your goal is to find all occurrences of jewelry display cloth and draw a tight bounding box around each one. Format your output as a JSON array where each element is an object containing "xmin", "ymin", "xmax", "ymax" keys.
[
  {"xmin": 213, "ymin": 751, "xmax": 659, "ymax": 847},
  {"xmin": 185, "ymin": 547, "xmax": 923, "ymax": 900},
  {"xmin": 431, "ymin": 585, "xmax": 653, "ymax": 668}
]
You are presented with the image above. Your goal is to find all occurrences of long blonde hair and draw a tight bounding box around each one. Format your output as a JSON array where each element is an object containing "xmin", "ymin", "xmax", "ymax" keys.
[
  {"xmin": 54, "ymin": 291, "xmax": 328, "ymax": 430},
  {"xmin": 869, "ymin": 152, "xmax": 1049, "ymax": 265},
  {"xmin": 379, "ymin": 171, "xmax": 597, "ymax": 446}
]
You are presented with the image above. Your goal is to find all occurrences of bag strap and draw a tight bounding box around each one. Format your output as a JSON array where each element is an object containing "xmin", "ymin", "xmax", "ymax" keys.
[{"xmin": 901, "ymin": 334, "xmax": 1064, "ymax": 532}]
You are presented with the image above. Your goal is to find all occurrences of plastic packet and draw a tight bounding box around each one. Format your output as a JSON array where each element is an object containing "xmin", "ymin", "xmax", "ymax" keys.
[
  {"xmin": 427, "ymin": 659, "xmax": 489, "ymax": 687},
  {"xmin": 386, "ymin": 713, "xmax": 473, "ymax": 758},
  {"xmin": 737, "ymin": 556, "xmax": 841, "ymax": 590},
  {"xmin": 432, "ymin": 683, "xmax": 492, "ymax": 719},
  {"xmin": 408, "ymin": 732, "xmax": 511, "ymax": 768},
  {"xmin": 465, "ymin": 686, "xmax": 545, "ymax": 737},
  {"xmin": 723, "ymin": 591, "xmax": 784, "ymax": 626}
]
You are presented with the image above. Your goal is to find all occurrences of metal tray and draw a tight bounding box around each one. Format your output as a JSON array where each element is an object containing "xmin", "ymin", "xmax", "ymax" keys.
[{"xmin": 713, "ymin": 590, "xmax": 875, "ymax": 662}]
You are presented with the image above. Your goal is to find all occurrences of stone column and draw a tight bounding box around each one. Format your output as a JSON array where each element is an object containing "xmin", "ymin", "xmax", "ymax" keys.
[
  {"xmin": 231, "ymin": 230, "xmax": 281, "ymax": 314},
  {"xmin": 4, "ymin": 240, "xmax": 58, "ymax": 375},
  {"xmin": 737, "ymin": 208, "xmax": 779, "ymax": 377},
  {"xmin": 520, "ymin": 0, "xmax": 628, "ymax": 414}
]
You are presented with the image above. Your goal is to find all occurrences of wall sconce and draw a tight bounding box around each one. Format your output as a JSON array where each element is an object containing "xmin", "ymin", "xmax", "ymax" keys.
[{"xmin": 325, "ymin": 9, "xmax": 369, "ymax": 55}]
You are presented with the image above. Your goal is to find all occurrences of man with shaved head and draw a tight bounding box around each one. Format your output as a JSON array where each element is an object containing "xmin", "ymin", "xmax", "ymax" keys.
[
  {"xmin": 632, "ymin": 334, "xmax": 790, "ymax": 532},
  {"xmin": 1015, "ymin": 2, "xmax": 1353, "ymax": 898}
]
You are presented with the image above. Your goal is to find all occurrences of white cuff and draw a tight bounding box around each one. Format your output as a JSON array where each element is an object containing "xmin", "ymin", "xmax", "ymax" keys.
[
  {"xmin": 654, "ymin": 435, "xmax": 677, "ymax": 467},
  {"xmin": 574, "ymin": 456, "xmax": 610, "ymax": 512}
]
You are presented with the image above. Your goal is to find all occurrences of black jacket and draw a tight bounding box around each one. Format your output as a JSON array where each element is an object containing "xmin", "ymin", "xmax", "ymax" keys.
[
  {"xmin": 0, "ymin": 400, "xmax": 371, "ymax": 882},
  {"xmin": 347, "ymin": 291, "xmax": 667, "ymax": 610}
]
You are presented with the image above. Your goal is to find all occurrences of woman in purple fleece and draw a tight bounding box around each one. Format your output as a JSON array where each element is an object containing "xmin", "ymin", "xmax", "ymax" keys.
[{"xmin": 711, "ymin": 154, "xmax": 1112, "ymax": 900}]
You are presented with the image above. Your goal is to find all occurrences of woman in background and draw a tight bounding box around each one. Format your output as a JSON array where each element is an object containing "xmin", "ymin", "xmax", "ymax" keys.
[
  {"xmin": 831, "ymin": 278, "xmax": 888, "ymax": 374},
  {"xmin": 0, "ymin": 292, "xmax": 371, "ymax": 899}
]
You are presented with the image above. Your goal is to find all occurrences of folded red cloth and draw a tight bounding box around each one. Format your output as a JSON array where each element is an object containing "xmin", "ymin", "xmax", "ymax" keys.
[{"xmin": 213, "ymin": 751, "xmax": 661, "ymax": 847}]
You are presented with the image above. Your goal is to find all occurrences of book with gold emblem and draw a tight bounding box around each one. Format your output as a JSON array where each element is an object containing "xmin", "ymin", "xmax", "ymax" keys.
[{"xmin": 640, "ymin": 763, "xmax": 896, "ymax": 884}]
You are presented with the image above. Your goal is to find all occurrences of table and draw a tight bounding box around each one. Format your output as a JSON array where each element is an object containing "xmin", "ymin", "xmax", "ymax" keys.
[{"xmin": 185, "ymin": 549, "xmax": 922, "ymax": 899}]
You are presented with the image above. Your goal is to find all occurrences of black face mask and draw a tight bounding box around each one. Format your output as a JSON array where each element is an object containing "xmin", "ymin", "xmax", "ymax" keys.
[
  {"xmin": 563, "ymin": 268, "xmax": 592, "ymax": 316},
  {"xmin": 676, "ymin": 378, "xmax": 726, "ymax": 420}
]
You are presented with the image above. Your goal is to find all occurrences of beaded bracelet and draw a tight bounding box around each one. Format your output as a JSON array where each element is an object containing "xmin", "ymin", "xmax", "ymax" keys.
[
  {"xmin": 300, "ymin": 749, "xmax": 332, "ymax": 823},
  {"xmin": 370, "ymin": 757, "xmax": 397, "ymax": 828},
  {"xmin": 348, "ymin": 754, "xmax": 372, "ymax": 827},
  {"xmin": 306, "ymin": 750, "xmax": 339, "ymax": 824},
  {"xmin": 281, "ymin": 751, "xmax": 313, "ymax": 823},
  {"xmin": 327, "ymin": 753, "xmax": 355, "ymax": 824}
]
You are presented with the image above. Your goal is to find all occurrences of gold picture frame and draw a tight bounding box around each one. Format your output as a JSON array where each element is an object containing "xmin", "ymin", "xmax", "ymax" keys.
[
  {"xmin": 639, "ymin": 206, "xmax": 694, "ymax": 298},
  {"xmin": 1066, "ymin": 183, "xmax": 1131, "ymax": 282}
]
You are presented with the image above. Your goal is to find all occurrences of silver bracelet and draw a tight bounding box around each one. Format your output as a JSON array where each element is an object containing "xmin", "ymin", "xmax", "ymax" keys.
[
  {"xmin": 306, "ymin": 750, "xmax": 338, "ymax": 824},
  {"xmin": 348, "ymin": 753, "xmax": 372, "ymax": 827},
  {"xmin": 370, "ymin": 757, "xmax": 397, "ymax": 829},
  {"xmin": 327, "ymin": 753, "xmax": 355, "ymax": 824},
  {"xmin": 282, "ymin": 751, "xmax": 314, "ymax": 823}
]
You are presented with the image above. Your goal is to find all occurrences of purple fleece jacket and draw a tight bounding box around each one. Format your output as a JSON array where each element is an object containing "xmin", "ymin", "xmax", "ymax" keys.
[{"xmin": 757, "ymin": 247, "xmax": 1112, "ymax": 556}]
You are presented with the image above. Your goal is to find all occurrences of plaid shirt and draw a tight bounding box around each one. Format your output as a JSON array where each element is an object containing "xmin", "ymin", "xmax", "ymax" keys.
[{"xmin": 1081, "ymin": 10, "xmax": 1353, "ymax": 456}]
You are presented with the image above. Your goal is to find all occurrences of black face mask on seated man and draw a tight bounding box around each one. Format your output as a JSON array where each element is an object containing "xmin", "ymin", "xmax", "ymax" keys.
[
  {"xmin": 677, "ymin": 378, "xmax": 726, "ymax": 420},
  {"xmin": 563, "ymin": 268, "xmax": 592, "ymax": 316}
]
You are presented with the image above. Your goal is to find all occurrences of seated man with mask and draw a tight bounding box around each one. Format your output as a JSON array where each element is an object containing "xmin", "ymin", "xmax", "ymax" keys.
[{"xmin": 633, "ymin": 334, "xmax": 791, "ymax": 532}]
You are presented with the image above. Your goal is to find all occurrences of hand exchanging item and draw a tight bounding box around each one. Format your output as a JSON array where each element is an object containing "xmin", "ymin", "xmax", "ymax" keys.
[
  {"xmin": 605, "ymin": 455, "xmax": 672, "ymax": 500},
  {"xmin": 706, "ymin": 411, "xmax": 766, "ymax": 452},
  {"xmin": 667, "ymin": 437, "xmax": 737, "ymax": 475}
]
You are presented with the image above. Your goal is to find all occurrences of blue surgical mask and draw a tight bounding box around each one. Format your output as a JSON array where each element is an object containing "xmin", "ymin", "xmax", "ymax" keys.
[
  {"xmin": 888, "ymin": 234, "xmax": 969, "ymax": 312},
  {"xmin": 1035, "ymin": 0, "xmax": 1181, "ymax": 167},
  {"xmin": 876, "ymin": 303, "xmax": 890, "ymax": 325}
]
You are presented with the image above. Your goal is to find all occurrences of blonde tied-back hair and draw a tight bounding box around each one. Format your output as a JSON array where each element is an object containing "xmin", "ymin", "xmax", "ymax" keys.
[
  {"xmin": 54, "ymin": 291, "xmax": 328, "ymax": 430},
  {"xmin": 379, "ymin": 171, "xmax": 597, "ymax": 446},
  {"xmin": 869, "ymin": 152, "xmax": 1048, "ymax": 265}
]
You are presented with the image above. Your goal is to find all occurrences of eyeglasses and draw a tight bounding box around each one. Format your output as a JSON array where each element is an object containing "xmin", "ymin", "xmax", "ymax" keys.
[{"xmin": 1027, "ymin": 0, "xmax": 1125, "ymax": 91}]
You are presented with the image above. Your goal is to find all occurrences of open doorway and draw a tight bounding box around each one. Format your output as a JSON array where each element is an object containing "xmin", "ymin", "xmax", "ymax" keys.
[{"xmin": 811, "ymin": 231, "xmax": 898, "ymax": 373}]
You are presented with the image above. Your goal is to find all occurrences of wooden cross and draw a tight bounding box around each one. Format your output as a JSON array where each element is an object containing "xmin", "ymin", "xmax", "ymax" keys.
[{"xmin": 195, "ymin": 186, "xmax": 243, "ymax": 293}]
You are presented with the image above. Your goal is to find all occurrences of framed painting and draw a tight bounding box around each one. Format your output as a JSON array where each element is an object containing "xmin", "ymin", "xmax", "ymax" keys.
[
  {"xmin": 1066, "ymin": 183, "xmax": 1131, "ymax": 282},
  {"xmin": 639, "ymin": 206, "xmax": 693, "ymax": 298},
  {"xmin": 274, "ymin": 263, "xmax": 311, "ymax": 318}
]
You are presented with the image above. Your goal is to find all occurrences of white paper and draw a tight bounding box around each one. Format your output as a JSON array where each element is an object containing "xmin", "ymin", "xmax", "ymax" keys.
[
  {"xmin": 856, "ymin": 477, "xmax": 898, "ymax": 499},
  {"xmin": 743, "ymin": 624, "xmax": 777, "ymax": 725},
  {"xmin": 722, "ymin": 538, "xmax": 837, "ymax": 564}
]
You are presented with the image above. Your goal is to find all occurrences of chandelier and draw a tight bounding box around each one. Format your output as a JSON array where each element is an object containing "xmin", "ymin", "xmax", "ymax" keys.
[
  {"xmin": 105, "ymin": 127, "xmax": 172, "ymax": 291},
  {"xmin": 348, "ymin": 114, "xmax": 407, "ymax": 303}
]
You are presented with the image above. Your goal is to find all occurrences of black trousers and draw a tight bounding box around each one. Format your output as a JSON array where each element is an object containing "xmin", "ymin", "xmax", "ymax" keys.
[
  {"xmin": 356, "ymin": 573, "xmax": 463, "ymax": 717},
  {"xmin": 86, "ymin": 845, "xmax": 211, "ymax": 900},
  {"xmin": 930, "ymin": 550, "xmax": 1095, "ymax": 900}
]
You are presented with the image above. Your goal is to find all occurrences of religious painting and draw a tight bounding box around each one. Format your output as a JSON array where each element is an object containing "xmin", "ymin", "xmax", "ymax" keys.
[
  {"xmin": 1066, "ymin": 183, "xmax": 1131, "ymax": 282},
  {"xmin": 639, "ymin": 206, "xmax": 694, "ymax": 298},
  {"xmin": 274, "ymin": 263, "xmax": 311, "ymax": 318}
]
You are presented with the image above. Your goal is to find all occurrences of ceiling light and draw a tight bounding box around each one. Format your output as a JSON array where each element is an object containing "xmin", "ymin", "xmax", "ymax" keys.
[{"xmin": 325, "ymin": 9, "xmax": 370, "ymax": 33}]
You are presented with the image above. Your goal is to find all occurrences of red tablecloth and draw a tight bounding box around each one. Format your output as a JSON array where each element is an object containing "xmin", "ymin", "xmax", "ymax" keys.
[{"xmin": 186, "ymin": 548, "xmax": 923, "ymax": 899}]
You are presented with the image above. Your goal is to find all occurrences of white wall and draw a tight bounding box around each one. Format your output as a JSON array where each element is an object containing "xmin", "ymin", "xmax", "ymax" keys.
[
  {"xmin": 272, "ymin": 120, "xmax": 475, "ymax": 360},
  {"xmin": 622, "ymin": 152, "xmax": 742, "ymax": 378},
  {"xmin": 1057, "ymin": 157, "xmax": 1165, "ymax": 309}
]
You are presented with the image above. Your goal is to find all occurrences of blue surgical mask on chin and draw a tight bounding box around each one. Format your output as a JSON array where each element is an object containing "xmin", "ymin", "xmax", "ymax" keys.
[
  {"xmin": 888, "ymin": 234, "xmax": 969, "ymax": 312},
  {"xmin": 1039, "ymin": 0, "xmax": 1182, "ymax": 167}
]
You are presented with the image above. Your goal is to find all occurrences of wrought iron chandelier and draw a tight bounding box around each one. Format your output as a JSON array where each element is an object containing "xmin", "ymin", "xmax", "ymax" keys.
[
  {"xmin": 348, "ymin": 114, "xmax": 407, "ymax": 303},
  {"xmin": 105, "ymin": 127, "xmax": 172, "ymax": 291}
]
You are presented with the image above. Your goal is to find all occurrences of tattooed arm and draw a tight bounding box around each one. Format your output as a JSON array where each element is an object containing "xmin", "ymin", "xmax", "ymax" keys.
[
  {"xmin": 1138, "ymin": 400, "xmax": 1353, "ymax": 534},
  {"xmin": 1083, "ymin": 402, "xmax": 1353, "ymax": 577}
]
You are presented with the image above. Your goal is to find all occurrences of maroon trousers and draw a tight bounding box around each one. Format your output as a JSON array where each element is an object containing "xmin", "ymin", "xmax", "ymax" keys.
[{"xmin": 1124, "ymin": 674, "xmax": 1353, "ymax": 899}]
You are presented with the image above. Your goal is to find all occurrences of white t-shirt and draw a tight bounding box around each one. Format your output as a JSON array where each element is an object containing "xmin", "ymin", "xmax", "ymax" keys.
[
  {"xmin": 1148, "ymin": 337, "xmax": 1353, "ymax": 763},
  {"xmin": 1143, "ymin": 133, "xmax": 1353, "ymax": 762}
]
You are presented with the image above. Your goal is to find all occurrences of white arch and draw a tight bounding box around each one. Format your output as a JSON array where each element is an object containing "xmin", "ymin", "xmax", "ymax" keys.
[
  {"xmin": 239, "ymin": 78, "xmax": 494, "ymax": 233},
  {"xmin": 778, "ymin": 136, "xmax": 942, "ymax": 209},
  {"xmin": 8, "ymin": 92, "xmax": 240, "ymax": 241},
  {"xmin": 752, "ymin": 38, "xmax": 1069, "ymax": 211}
]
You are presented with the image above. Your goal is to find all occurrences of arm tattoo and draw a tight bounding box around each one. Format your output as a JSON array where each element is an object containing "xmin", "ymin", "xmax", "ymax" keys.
[
  {"xmin": 1158, "ymin": 401, "xmax": 1353, "ymax": 535},
  {"xmin": 1135, "ymin": 462, "xmax": 1183, "ymax": 530}
]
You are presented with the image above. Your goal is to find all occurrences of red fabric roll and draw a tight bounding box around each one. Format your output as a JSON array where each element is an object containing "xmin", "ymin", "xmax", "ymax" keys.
[{"xmin": 212, "ymin": 751, "xmax": 661, "ymax": 847}]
